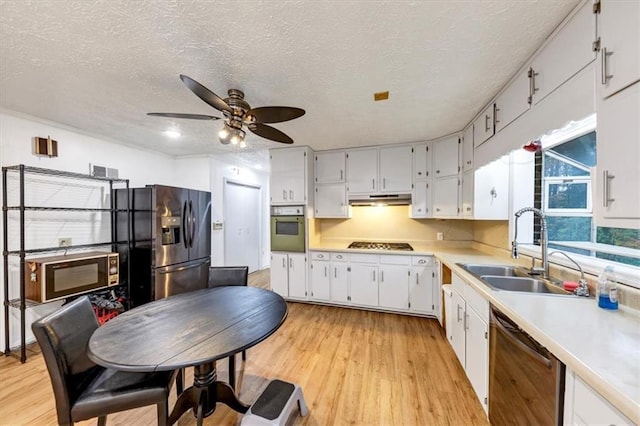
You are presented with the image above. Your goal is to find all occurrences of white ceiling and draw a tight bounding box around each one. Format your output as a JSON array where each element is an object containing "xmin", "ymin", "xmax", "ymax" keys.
[{"xmin": 0, "ymin": 0, "xmax": 581, "ymax": 168}]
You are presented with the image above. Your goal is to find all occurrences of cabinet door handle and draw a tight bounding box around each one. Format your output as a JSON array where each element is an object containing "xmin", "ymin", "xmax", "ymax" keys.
[
  {"xmin": 601, "ymin": 47, "xmax": 614, "ymax": 85},
  {"xmin": 494, "ymin": 107, "xmax": 500, "ymax": 125},
  {"xmin": 416, "ymin": 273, "xmax": 419, "ymax": 284},
  {"xmin": 527, "ymin": 67, "xmax": 539, "ymax": 104},
  {"xmin": 289, "ymin": 190, "xmax": 294, "ymax": 200},
  {"xmin": 383, "ymin": 178, "xmax": 386, "ymax": 189},
  {"xmin": 282, "ymin": 189, "xmax": 287, "ymax": 200},
  {"xmin": 334, "ymin": 267, "xmax": 337, "ymax": 278},
  {"xmin": 324, "ymin": 266, "xmax": 327, "ymax": 277},
  {"xmin": 457, "ymin": 304, "xmax": 462, "ymax": 322},
  {"xmin": 372, "ymin": 179, "xmax": 375, "ymax": 190},
  {"xmin": 289, "ymin": 257, "xmax": 293, "ymax": 268},
  {"xmin": 381, "ymin": 271, "xmax": 384, "ymax": 282},
  {"xmin": 464, "ymin": 313, "xmax": 469, "ymax": 331},
  {"xmin": 340, "ymin": 170, "xmax": 343, "ymax": 180},
  {"xmin": 418, "ymin": 259, "xmax": 426, "ymax": 264},
  {"xmin": 603, "ymin": 170, "xmax": 615, "ymax": 207},
  {"xmin": 484, "ymin": 114, "xmax": 491, "ymax": 132},
  {"xmin": 372, "ymin": 270, "xmax": 376, "ymax": 282},
  {"xmin": 282, "ymin": 258, "xmax": 286, "ymax": 268}
]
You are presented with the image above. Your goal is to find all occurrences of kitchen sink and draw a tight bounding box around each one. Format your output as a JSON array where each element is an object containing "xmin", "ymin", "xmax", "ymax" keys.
[
  {"xmin": 480, "ymin": 275, "xmax": 568, "ymax": 294},
  {"xmin": 458, "ymin": 264, "xmax": 518, "ymax": 277},
  {"xmin": 457, "ymin": 263, "xmax": 572, "ymax": 296}
]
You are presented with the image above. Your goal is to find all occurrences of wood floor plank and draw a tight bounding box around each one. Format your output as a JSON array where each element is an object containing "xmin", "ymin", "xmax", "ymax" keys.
[{"xmin": 0, "ymin": 268, "xmax": 488, "ymax": 425}]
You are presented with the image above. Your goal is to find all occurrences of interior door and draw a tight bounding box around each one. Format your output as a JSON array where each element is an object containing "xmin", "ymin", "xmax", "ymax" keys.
[{"xmin": 224, "ymin": 180, "xmax": 261, "ymax": 272}]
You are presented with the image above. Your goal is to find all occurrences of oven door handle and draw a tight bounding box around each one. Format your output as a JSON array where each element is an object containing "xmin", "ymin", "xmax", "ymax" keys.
[{"xmin": 492, "ymin": 310, "xmax": 552, "ymax": 368}]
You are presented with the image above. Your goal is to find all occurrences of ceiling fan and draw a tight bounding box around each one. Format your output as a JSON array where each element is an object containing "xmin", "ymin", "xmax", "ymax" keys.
[{"xmin": 148, "ymin": 75, "xmax": 305, "ymax": 146}]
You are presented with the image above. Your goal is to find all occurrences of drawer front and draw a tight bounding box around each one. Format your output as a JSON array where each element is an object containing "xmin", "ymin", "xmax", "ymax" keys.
[
  {"xmin": 573, "ymin": 376, "xmax": 631, "ymax": 425},
  {"xmin": 330, "ymin": 252, "xmax": 349, "ymax": 262},
  {"xmin": 411, "ymin": 256, "xmax": 433, "ymax": 266},
  {"xmin": 310, "ymin": 251, "xmax": 330, "ymax": 261},
  {"xmin": 349, "ymin": 253, "xmax": 379, "ymax": 264},
  {"xmin": 379, "ymin": 255, "xmax": 411, "ymax": 265}
]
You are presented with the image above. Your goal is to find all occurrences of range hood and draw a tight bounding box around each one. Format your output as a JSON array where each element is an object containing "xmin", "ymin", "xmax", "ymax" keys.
[{"xmin": 348, "ymin": 193, "xmax": 412, "ymax": 206}]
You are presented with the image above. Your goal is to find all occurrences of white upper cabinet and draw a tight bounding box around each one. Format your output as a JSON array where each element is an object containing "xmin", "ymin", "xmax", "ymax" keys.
[
  {"xmin": 461, "ymin": 156, "xmax": 510, "ymax": 220},
  {"xmin": 495, "ymin": 69, "xmax": 531, "ymax": 132},
  {"xmin": 413, "ymin": 143, "xmax": 431, "ymax": 180},
  {"xmin": 346, "ymin": 145, "xmax": 412, "ymax": 194},
  {"xmin": 473, "ymin": 103, "xmax": 495, "ymax": 148},
  {"xmin": 595, "ymin": 81, "xmax": 640, "ymax": 226},
  {"xmin": 529, "ymin": 1, "xmax": 596, "ymax": 105},
  {"xmin": 461, "ymin": 125, "xmax": 474, "ymax": 172},
  {"xmin": 315, "ymin": 151, "xmax": 346, "ymax": 184},
  {"xmin": 346, "ymin": 148, "xmax": 378, "ymax": 193},
  {"xmin": 411, "ymin": 180, "xmax": 431, "ymax": 218},
  {"xmin": 433, "ymin": 175, "xmax": 459, "ymax": 218},
  {"xmin": 270, "ymin": 147, "xmax": 312, "ymax": 205},
  {"xmin": 595, "ymin": 0, "xmax": 640, "ymax": 98},
  {"xmin": 315, "ymin": 184, "xmax": 349, "ymax": 218},
  {"xmin": 433, "ymin": 136, "xmax": 460, "ymax": 178},
  {"xmin": 379, "ymin": 145, "xmax": 413, "ymax": 192}
]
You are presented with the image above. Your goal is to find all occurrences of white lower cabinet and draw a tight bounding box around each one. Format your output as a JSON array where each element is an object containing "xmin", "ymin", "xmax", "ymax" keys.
[
  {"xmin": 270, "ymin": 252, "xmax": 307, "ymax": 300},
  {"xmin": 445, "ymin": 273, "xmax": 490, "ymax": 414},
  {"xmin": 409, "ymin": 256, "xmax": 436, "ymax": 315},
  {"xmin": 564, "ymin": 367, "xmax": 633, "ymax": 425},
  {"xmin": 378, "ymin": 256, "xmax": 411, "ymax": 311},
  {"xmin": 307, "ymin": 251, "xmax": 437, "ymax": 316}
]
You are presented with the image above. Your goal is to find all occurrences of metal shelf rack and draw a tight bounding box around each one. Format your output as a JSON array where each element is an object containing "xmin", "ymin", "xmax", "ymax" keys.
[{"xmin": 2, "ymin": 164, "xmax": 130, "ymax": 363}]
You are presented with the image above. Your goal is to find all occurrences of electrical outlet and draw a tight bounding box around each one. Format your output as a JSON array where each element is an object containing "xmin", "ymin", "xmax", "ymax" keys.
[
  {"xmin": 58, "ymin": 238, "xmax": 72, "ymax": 247},
  {"xmin": 436, "ymin": 232, "xmax": 444, "ymax": 241}
]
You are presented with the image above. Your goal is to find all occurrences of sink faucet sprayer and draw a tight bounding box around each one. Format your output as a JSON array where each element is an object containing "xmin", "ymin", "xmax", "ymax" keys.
[
  {"xmin": 512, "ymin": 207, "xmax": 549, "ymax": 278},
  {"xmin": 548, "ymin": 251, "xmax": 590, "ymax": 297}
]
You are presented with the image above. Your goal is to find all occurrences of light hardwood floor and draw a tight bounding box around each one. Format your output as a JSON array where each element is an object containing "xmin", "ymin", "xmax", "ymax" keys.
[{"xmin": 0, "ymin": 269, "xmax": 488, "ymax": 425}]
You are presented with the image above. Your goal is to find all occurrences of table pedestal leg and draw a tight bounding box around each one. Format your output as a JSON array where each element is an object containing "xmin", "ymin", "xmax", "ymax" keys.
[{"xmin": 167, "ymin": 361, "xmax": 250, "ymax": 425}]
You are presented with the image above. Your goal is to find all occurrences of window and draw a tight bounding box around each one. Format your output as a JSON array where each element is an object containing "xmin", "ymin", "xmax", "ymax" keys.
[{"xmin": 533, "ymin": 122, "xmax": 640, "ymax": 279}]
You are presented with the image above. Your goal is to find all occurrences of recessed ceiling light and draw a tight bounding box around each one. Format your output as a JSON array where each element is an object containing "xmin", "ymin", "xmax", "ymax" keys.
[
  {"xmin": 374, "ymin": 91, "xmax": 389, "ymax": 101},
  {"xmin": 164, "ymin": 129, "xmax": 181, "ymax": 139}
]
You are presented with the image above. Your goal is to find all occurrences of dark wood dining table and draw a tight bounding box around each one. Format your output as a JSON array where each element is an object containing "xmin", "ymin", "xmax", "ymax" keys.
[{"xmin": 87, "ymin": 286, "xmax": 288, "ymax": 425}]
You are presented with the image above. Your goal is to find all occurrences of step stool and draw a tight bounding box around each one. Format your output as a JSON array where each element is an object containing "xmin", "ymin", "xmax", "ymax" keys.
[{"xmin": 241, "ymin": 379, "xmax": 309, "ymax": 426}]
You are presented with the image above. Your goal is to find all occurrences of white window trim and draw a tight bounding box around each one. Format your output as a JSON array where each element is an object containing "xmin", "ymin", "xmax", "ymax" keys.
[
  {"xmin": 543, "ymin": 179, "xmax": 592, "ymax": 213},
  {"xmin": 518, "ymin": 245, "xmax": 640, "ymax": 289}
]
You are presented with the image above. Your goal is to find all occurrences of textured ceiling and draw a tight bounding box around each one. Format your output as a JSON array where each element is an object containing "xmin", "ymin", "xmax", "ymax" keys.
[{"xmin": 0, "ymin": 0, "xmax": 581, "ymax": 168}]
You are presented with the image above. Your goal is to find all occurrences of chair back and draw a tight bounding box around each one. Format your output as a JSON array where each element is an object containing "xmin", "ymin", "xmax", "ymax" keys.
[
  {"xmin": 32, "ymin": 296, "xmax": 102, "ymax": 425},
  {"xmin": 207, "ymin": 266, "xmax": 249, "ymax": 288}
]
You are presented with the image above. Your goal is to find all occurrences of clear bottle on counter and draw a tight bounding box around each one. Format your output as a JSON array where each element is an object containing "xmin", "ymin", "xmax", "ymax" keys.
[{"xmin": 596, "ymin": 265, "xmax": 618, "ymax": 310}]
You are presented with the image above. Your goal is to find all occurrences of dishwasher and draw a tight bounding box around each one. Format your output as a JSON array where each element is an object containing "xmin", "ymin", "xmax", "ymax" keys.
[{"xmin": 489, "ymin": 305, "xmax": 565, "ymax": 426}]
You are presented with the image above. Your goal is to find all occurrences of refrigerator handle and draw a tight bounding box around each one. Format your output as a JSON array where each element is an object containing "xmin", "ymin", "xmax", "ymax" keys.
[
  {"xmin": 189, "ymin": 200, "xmax": 195, "ymax": 248},
  {"xmin": 182, "ymin": 201, "xmax": 189, "ymax": 249}
]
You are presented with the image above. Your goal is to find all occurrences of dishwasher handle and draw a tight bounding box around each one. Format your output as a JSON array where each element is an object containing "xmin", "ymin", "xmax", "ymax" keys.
[{"xmin": 491, "ymin": 309, "xmax": 552, "ymax": 368}]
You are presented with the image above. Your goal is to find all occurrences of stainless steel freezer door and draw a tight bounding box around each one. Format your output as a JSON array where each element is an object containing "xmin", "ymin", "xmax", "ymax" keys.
[
  {"xmin": 188, "ymin": 189, "xmax": 212, "ymax": 260},
  {"xmin": 153, "ymin": 258, "xmax": 211, "ymax": 299},
  {"xmin": 153, "ymin": 185, "xmax": 190, "ymax": 267}
]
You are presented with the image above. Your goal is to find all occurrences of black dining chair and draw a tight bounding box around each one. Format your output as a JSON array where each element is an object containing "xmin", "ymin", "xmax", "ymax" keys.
[
  {"xmin": 175, "ymin": 266, "xmax": 250, "ymax": 393},
  {"xmin": 32, "ymin": 296, "xmax": 177, "ymax": 426}
]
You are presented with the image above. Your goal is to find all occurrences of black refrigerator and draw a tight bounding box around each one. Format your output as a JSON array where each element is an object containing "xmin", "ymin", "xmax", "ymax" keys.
[{"xmin": 116, "ymin": 184, "xmax": 211, "ymax": 307}]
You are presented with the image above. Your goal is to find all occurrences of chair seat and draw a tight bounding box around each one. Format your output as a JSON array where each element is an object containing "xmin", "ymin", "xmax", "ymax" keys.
[{"xmin": 71, "ymin": 368, "xmax": 175, "ymax": 422}]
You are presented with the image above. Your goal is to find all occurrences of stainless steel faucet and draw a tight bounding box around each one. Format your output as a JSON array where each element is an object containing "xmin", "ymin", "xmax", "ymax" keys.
[
  {"xmin": 548, "ymin": 251, "xmax": 590, "ymax": 297},
  {"xmin": 512, "ymin": 207, "xmax": 549, "ymax": 278}
]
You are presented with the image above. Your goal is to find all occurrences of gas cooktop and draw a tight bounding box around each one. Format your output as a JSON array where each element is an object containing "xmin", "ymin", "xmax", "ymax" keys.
[{"xmin": 347, "ymin": 241, "xmax": 414, "ymax": 251}]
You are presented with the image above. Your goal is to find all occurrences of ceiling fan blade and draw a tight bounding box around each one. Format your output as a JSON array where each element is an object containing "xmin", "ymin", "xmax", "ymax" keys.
[
  {"xmin": 179, "ymin": 75, "xmax": 233, "ymax": 114},
  {"xmin": 247, "ymin": 123, "xmax": 294, "ymax": 144},
  {"xmin": 147, "ymin": 112, "xmax": 220, "ymax": 120},
  {"xmin": 244, "ymin": 106, "xmax": 305, "ymax": 124}
]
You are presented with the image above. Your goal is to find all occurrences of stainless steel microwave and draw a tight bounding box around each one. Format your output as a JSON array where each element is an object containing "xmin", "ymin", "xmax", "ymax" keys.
[
  {"xmin": 25, "ymin": 251, "xmax": 119, "ymax": 303},
  {"xmin": 270, "ymin": 206, "xmax": 305, "ymax": 252}
]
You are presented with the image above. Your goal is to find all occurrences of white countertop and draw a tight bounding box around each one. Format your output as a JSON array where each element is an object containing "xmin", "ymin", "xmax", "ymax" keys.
[{"xmin": 308, "ymin": 244, "xmax": 640, "ymax": 423}]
